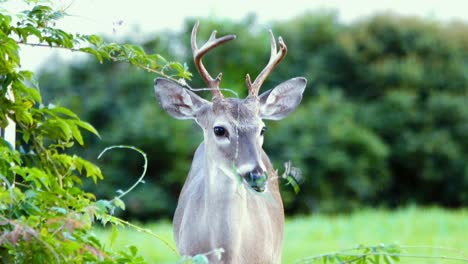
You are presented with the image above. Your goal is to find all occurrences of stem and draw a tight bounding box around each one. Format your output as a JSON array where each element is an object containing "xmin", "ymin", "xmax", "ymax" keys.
[
  {"xmin": 18, "ymin": 120, "xmax": 61, "ymax": 189},
  {"xmin": 187, "ymin": 87, "xmax": 239, "ymax": 98},
  {"xmin": 16, "ymin": 41, "xmax": 82, "ymax": 52},
  {"xmin": 31, "ymin": 134, "xmax": 63, "ymax": 188},
  {"xmin": 97, "ymin": 145, "xmax": 147, "ymax": 200},
  {"xmin": 97, "ymin": 145, "xmax": 179, "ymax": 255}
]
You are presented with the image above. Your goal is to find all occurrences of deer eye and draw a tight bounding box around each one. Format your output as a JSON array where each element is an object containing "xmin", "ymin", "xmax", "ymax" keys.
[
  {"xmin": 260, "ymin": 127, "xmax": 267, "ymax": 136},
  {"xmin": 213, "ymin": 126, "xmax": 227, "ymax": 137}
]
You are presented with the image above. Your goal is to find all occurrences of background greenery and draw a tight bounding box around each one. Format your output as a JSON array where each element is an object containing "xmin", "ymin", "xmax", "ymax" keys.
[
  {"xmin": 96, "ymin": 207, "xmax": 468, "ymax": 263},
  {"xmin": 38, "ymin": 13, "xmax": 468, "ymax": 219},
  {"xmin": 2, "ymin": 2, "xmax": 467, "ymax": 262},
  {"xmin": 39, "ymin": 13, "xmax": 468, "ymax": 219}
]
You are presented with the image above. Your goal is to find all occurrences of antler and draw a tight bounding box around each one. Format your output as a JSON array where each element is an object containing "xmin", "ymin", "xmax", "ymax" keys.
[
  {"xmin": 191, "ymin": 21, "xmax": 236, "ymax": 99},
  {"xmin": 246, "ymin": 30, "xmax": 287, "ymax": 97}
]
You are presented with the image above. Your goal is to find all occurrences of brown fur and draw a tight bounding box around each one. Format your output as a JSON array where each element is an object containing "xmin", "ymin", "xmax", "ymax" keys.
[{"xmin": 154, "ymin": 76, "xmax": 307, "ymax": 264}]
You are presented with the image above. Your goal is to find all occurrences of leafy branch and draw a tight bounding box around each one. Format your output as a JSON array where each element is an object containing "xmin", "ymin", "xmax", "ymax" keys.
[
  {"xmin": 9, "ymin": 4, "xmax": 191, "ymax": 81},
  {"xmin": 1, "ymin": 1, "xmax": 190, "ymax": 263}
]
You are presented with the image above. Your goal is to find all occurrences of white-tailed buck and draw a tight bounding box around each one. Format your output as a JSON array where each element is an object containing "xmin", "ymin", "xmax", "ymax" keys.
[{"xmin": 154, "ymin": 22, "xmax": 307, "ymax": 263}]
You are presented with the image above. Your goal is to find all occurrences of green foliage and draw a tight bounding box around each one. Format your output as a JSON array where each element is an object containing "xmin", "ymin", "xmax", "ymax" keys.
[
  {"xmin": 0, "ymin": 1, "xmax": 200, "ymax": 262},
  {"xmin": 38, "ymin": 52, "xmax": 200, "ymax": 220},
  {"xmin": 37, "ymin": 12, "xmax": 468, "ymax": 219},
  {"xmin": 7, "ymin": 2, "xmax": 190, "ymax": 80}
]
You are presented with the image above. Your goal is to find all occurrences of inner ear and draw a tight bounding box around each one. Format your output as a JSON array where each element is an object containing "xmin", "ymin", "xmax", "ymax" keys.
[
  {"xmin": 154, "ymin": 78, "xmax": 210, "ymax": 120},
  {"xmin": 259, "ymin": 89, "xmax": 273, "ymax": 105},
  {"xmin": 259, "ymin": 77, "xmax": 307, "ymax": 120}
]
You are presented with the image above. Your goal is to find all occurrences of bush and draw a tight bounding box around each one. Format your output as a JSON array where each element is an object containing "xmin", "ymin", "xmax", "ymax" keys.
[{"xmin": 0, "ymin": 1, "xmax": 191, "ymax": 262}]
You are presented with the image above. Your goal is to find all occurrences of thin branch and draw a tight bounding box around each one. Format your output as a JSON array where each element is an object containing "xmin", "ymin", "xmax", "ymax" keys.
[
  {"xmin": 108, "ymin": 216, "xmax": 179, "ymax": 255},
  {"xmin": 97, "ymin": 145, "xmax": 147, "ymax": 200},
  {"xmin": 96, "ymin": 145, "xmax": 182, "ymax": 254},
  {"xmin": 30, "ymin": 131, "xmax": 63, "ymax": 188},
  {"xmin": 16, "ymin": 41, "xmax": 81, "ymax": 52},
  {"xmin": 186, "ymin": 87, "xmax": 239, "ymax": 98}
]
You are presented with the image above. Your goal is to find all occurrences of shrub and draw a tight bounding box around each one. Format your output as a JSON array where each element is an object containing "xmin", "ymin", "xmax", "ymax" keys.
[{"xmin": 0, "ymin": 1, "xmax": 189, "ymax": 262}]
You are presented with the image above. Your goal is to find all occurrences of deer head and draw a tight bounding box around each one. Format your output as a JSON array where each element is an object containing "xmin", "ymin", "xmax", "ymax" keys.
[{"xmin": 154, "ymin": 22, "xmax": 306, "ymax": 192}]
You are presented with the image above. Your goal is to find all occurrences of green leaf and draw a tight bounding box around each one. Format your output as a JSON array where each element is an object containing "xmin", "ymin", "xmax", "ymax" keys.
[
  {"xmin": 383, "ymin": 254, "xmax": 394, "ymax": 264},
  {"xmin": 76, "ymin": 120, "xmax": 100, "ymax": 138},
  {"xmin": 373, "ymin": 254, "xmax": 380, "ymax": 264},
  {"xmin": 285, "ymin": 175, "xmax": 301, "ymax": 194},
  {"xmin": 156, "ymin": 54, "xmax": 167, "ymax": 62},
  {"xmin": 68, "ymin": 120, "xmax": 84, "ymax": 145},
  {"xmin": 109, "ymin": 225, "xmax": 119, "ymax": 249},
  {"xmin": 17, "ymin": 25, "xmax": 42, "ymax": 42},
  {"xmin": 21, "ymin": 200, "xmax": 41, "ymax": 215},
  {"xmin": 95, "ymin": 199, "xmax": 112, "ymax": 214},
  {"xmin": 80, "ymin": 47, "xmax": 103, "ymax": 63},
  {"xmin": 51, "ymin": 206, "xmax": 67, "ymax": 215},
  {"xmin": 49, "ymin": 105, "xmax": 79, "ymax": 119},
  {"xmin": 74, "ymin": 156, "xmax": 103, "ymax": 182},
  {"xmin": 128, "ymin": 245, "xmax": 138, "ymax": 256},
  {"xmin": 87, "ymin": 34, "xmax": 103, "ymax": 46},
  {"xmin": 112, "ymin": 197, "xmax": 126, "ymax": 211}
]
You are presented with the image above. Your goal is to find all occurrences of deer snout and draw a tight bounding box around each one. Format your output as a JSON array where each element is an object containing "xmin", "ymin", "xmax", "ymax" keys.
[{"xmin": 243, "ymin": 169, "xmax": 267, "ymax": 193}]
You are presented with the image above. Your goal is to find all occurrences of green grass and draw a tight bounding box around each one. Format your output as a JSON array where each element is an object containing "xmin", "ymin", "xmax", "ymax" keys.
[{"xmin": 95, "ymin": 207, "xmax": 468, "ymax": 263}]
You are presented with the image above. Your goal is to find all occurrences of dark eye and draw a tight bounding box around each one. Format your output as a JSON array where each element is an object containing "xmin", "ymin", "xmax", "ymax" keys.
[
  {"xmin": 214, "ymin": 126, "xmax": 227, "ymax": 137},
  {"xmin": 260, "ymin": 127, "xmax": 267, "ymax": 136}
]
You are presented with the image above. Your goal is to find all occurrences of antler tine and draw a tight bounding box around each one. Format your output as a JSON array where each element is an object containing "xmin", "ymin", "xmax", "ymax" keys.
[
  {"xmin": 246, "ymin": 30, "xmax": 288, "ymax": 97},
  {"xmin": 191, "ymin": 21, "xmax": 236, "ymax": 99}
]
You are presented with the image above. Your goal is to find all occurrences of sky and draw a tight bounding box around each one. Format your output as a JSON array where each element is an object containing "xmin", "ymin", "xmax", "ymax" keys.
[{"xmin": 8, "ymin": 0, "xmax": 468, "ymax": 70}]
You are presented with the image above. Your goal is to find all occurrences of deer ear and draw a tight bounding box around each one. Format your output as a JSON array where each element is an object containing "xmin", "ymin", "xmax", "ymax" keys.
[
  {"xmin": 259, "ymin": 77, "xmax": 307, "ymax": 120},
  {"xmin": 154, "ymin": 78, "xmax": 209, "ymax": 119}
]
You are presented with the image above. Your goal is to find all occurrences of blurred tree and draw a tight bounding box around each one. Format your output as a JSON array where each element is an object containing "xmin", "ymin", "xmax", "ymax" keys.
[
  {"xmin": 267, "ymin": 89, "xmax": 390, "ymax": 213},
  {"xmin": 342, "ymin": 16, "xmax": 468, "ymax": 207}
]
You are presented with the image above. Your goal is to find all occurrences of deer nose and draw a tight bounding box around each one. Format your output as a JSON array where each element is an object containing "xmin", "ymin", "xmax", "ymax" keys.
[{"xmin": 245, "ymin": 171, "xmax": 267, "ymax": 193}]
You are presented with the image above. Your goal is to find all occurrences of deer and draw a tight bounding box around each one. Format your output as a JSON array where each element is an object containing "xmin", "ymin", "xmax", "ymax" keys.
[{"xmin": 154, "ymin": 21, "xmax": 307, "ymax": 264}]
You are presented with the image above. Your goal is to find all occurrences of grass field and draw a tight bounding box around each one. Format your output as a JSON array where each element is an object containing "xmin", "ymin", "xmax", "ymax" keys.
[{"xmin": 95, "ymin": 207, "xmax": 468, "ymax": 263}]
